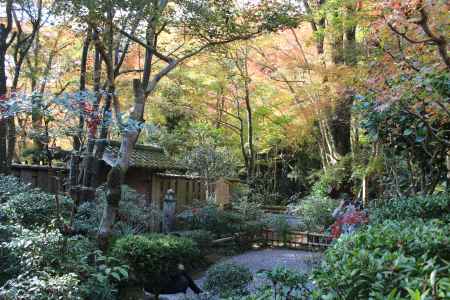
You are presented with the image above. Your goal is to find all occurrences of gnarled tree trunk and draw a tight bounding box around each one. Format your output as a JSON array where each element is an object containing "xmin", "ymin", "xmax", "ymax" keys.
[{"xmin": 97, "ymin": 79, "xmax": 145, "ymax": 250}]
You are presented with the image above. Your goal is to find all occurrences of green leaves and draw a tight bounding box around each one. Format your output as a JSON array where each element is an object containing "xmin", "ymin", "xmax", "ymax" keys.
[
  {"xmin": 313, "ymin": 194, "xmax": 450, "ymax": 299},
  {"xmin": 204, "ymin": 262, "xmax": 253, "ymax": 298},
  {"xmin": 111, "ymin": 234, "xmax": 201, "ymax": 292}
]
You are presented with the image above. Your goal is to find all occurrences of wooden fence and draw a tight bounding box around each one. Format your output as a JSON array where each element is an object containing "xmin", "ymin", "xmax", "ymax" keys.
[
  {"xmin": 206, "ymin": 229, "xmax": 332, "ymax": 251},
  {"xmin": 150, "ymin": 173, "xmax": 238, "ymax": 211},
  {"xmin": 10, "ymin": 164, "xmax": 68, "ymax": 193},
  {"xmin": 261, "ymin": 229, "xmax": 331, "ymax": 250},
  {"xmin": 8, "ymin": 165, "xmax": 237, "ymax": 212}
]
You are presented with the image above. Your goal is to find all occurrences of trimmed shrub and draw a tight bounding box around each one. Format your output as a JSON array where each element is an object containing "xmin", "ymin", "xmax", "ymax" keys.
[
  {"xmin": 177, "ymin": 202, "xmax": 265, "ymax": 239},
  {"xmin": 313, "ymin": 219, "xmax": 450, "ymax": 299},
  {"xmin": 174, "ymin": 230, "xmax": 215, "ymax": 251},
  {"xmin": 254, "ymin": 266, "xmax": 310, "ymax": 299},
  {"xmin": 204, "ymin": 263, "xmax": 253, "ymax": 298},
  {"xmin": 111, "ymin": 234, "xmax": 201, "ymax": 293},
  {"xmin": 370, "ymin": 193, "xmax": 450, "ymax": 223}
]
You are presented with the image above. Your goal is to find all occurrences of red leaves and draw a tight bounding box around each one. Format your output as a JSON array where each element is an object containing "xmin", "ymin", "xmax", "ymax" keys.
[
  {"xmin": 81, "ymin": 101, "xmax": 101, "ymax": 136},
  {"xmin": 330, "ymin": 210, "xmax": 368, "ymax": 240}
]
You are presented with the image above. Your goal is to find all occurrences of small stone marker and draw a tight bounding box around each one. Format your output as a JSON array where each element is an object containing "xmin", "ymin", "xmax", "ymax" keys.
[{"xmin": 162, "ymin": 189, "xmax": 176, "ymax": 233}]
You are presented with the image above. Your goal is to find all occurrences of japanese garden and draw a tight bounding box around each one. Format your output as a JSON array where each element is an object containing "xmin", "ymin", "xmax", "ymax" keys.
[{"xmin": 0, "ymin": 0, "xmax": 449, "ymax": 299}]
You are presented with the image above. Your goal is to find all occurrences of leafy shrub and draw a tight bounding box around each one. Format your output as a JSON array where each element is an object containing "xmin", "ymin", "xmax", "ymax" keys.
[
  {"xmin": 77, "ymin": 250, "xmax": 129, "ymax": 300},
  {"xmin": 1, "ymin": 189, "xmax": 73, "ymax": 227},
  {"xmin": 0, "ymin": 272, "xmax": 82, "ymax": 300},
  {"xmin": 311, "ymin": 155, "xmax": 353, "ymax": 198},
  {"xmin": 3, "ymin": 227, "xmax": 67, "ymax": 273},
  {"xmin": 266, "ymin": 215, "xmax": 291, "ymax": 244},
  {"xmin": 177, "ymin": 201, "xmax": 265, "ymax": 240},
  {"xmin": 174, "ymin": 230, "xmax": 215, "ymax": 251},
  {"xmin": 291, "ymin": 195, "xmax": 338, "ymax": 232},
  {"xmin": 111, "ymin": 234, "xmax": 201, "ymax": 293},
  {"xmin": 204, "ymin": 262, "xmax": 253, "ymax": 298},
  {"xmin": 313, "ymin": 219, "xmax": 450, "ymax": 299},
  {"xmin": 253, "ymin": 266, "xmax": 311, "ymax": 299},
  {"xmin": 0, "ymin": 176, "xmax": 30, "ymax": 203},
  {"xmin": 0, "ymin": 225, "xmax": 126, "ymax": 300},
  {"xmin": 72, "ymin": 201, "xmax": 101, "ymax": 235},
  {"xmin": 178, "ymin": 203, "xmax": 241, "ymax": 235},
  {"xmin": 0, "ymin": 224, "xmax": 22, "ymax": 285},
  {"xmin": 370, "ymin": 193, "xmax": 450, "ymax": 223},
  {"xmin": 73, "ymin": 186, "xmax": 161, "ymax": 235}
]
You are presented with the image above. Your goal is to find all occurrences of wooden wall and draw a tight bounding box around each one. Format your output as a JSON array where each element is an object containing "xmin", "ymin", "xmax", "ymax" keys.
[
  {"xmin": 9, "ymin": 164, "xmax": 236, "ymax": 213},
  {"xmin": 10, "ymin": 164, "xmax": 68, "ymax": 193},
  {"xmin": 150, "ymin": 173, "xmax": 211, "ymax": 212}
]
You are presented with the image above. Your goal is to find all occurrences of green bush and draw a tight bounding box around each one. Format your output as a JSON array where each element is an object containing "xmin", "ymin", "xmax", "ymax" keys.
[
  {"xmin": 0, "ymin": 225, "xmax": 126, "ymax": 300},
  {"xmin": 177, "ymin": 201, "xmax": 265, "ymax": 240},
  {"xmin": 267, "ymin": 215, "xmax": 291, "ymax": 244},
  {"xmin": 72, "ymin": 202, "xmax": 101, "ymax": 235},
  {"xmin": 0, "ymin": 176, "xmax": 31, "ymax": 203},
  {"xmin": 1, "ymin": 189, "xmax": 73, "ymax": 227},
  {"xmin": 75, "ymin": 186, "xmax": 161, "ymax": 235},
  {"xmin": 313, "ymin": 219, "xmax": 450, "ymax": 299},
  {"xmin": 311, "ymin": 155, "xmax": 353, "ymax": 198},
  {"xmin": 370, "ymin": 193, "xmax": 450, "ymax": 223},
  {"xmin": 0, "ymin": 272, "xmax": 82, "ymax": 300},
  {"xmin": 291, "ymin": 195, "xmax": 338, "ymax": 232},
  {"xmin": 111, "ymin": 234, "xmax": 201, "ymax": 293},
  {"xmin": 174, "ymin": 230, "xmax": 215, "ymax": 251},
  {"xmin": 204, "ymin": 262, "xmax": 253, "ymax": 298},
  {"xmin": 0, "ymin": 224, "xmax": 22, "ymax": 285},
  {"xmin": 178, "ymin": 204, "xmax": 241, "ymax": 235},
  {"xmin": 252, "ymin": 266, "xmax": 310, "ymax": 299}
]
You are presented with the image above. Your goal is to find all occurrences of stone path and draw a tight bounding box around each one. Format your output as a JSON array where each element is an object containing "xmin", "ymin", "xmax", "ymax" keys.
[{"xmin": 161, "ymin": 248, "xmax": 322, "ymax": 299}]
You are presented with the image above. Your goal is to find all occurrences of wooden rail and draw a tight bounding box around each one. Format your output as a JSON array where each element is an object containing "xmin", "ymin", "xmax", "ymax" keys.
[
  {"xmin": 261, "ymin": 229, "xmax": 331, "ymax": 250},
  {"xmin": 207, "ymin": 229, "xmax": 332, "ymax": 251},
  {"xmin": 262, "ymin": 205, "xmax": 288, "ymax": 214}
]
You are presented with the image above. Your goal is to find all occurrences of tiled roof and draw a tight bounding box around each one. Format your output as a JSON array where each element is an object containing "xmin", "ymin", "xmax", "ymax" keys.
[{"xmin": 102, "ymin": 141, "xmax": 185, "ymax": 171}]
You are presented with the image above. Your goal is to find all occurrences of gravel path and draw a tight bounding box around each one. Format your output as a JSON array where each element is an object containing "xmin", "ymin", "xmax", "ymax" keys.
[{"xmin": 160, "ymin": 248, "xmax": 322, "ymax": 300}]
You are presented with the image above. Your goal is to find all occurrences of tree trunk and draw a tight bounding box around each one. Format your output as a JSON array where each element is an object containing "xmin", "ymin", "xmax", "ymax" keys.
[
  {"xmin": 329, "ymin": 94, "xmax": 353, "ymax": 158},
  {"xmin": 0, "ymin": 47, "xmax": 8, "ymax": 173},
  {"xmin": 97, "ymin": 79, "xmax": 145, "ymax": 250},
  {"xmin": 244, "ymin": 82, "xmax": 255, "ymax": 179},
  {"xmin": 31, "ymin": 93, "xmax": 44, "ymax": 163},
  {"xmin": 74, "ymin": 28, "xmax": 92, "ymax": 151},
  {"xmin": 7, "ymin": 117, "xmax": 16, "ymax": 166}
]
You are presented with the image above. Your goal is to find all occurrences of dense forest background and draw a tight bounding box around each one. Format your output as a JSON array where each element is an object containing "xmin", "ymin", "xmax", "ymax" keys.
[{"xmin": 0, "ymin": 0, "xmax": 448, "ymax": 238}]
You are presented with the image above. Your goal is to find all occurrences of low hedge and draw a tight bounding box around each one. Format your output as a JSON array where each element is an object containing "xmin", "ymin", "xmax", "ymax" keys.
[
  {"xmin": 173, "ymin": 230, "xmax": 215, "ymax": 251},
  {"xmin": 313, "ymin": 219, "xmax": 450, "ymax": 299},
  {"xmin": 313, "ymin": 194, "xmax": 450, "ymax": 299},
  {"xmin": 370, "ymin": 193, "xmax": 450, "ymax": 223},
  {"xmin": 111, "ymin": 234, "xmax": 201, "ymax": 293},
  {"xmin": 204, "ymin": 262, "xmax": 253, "ymax": 298}
]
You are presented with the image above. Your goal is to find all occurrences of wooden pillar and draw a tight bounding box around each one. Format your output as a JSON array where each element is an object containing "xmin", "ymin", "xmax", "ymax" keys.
[{"xmin": 215, "ymin": 177, "xmax": 231, "ymax": 209}]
